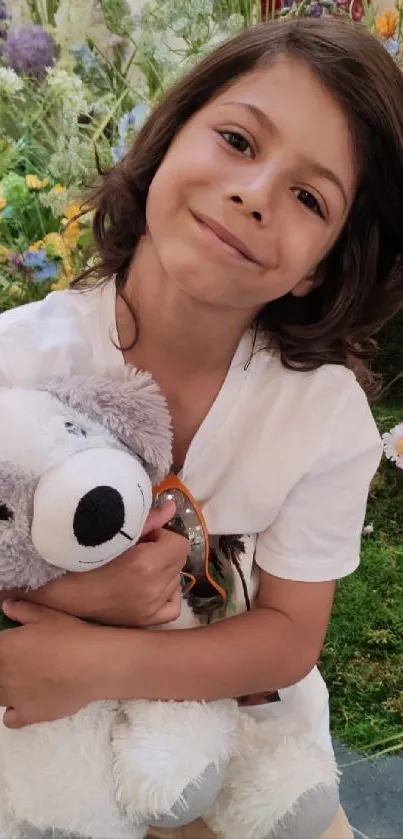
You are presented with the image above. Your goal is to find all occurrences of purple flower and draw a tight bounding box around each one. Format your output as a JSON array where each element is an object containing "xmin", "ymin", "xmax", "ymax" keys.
[
  {"xmin": 0, "ymin": 0, "xmax": 10, "ymax": 47},
  {"xmin": 308, "ymin": 3, "xmax": 324, "ymax": 17},
  {"xmin": 5, "ymin": 25, "xmax": 55, "ymax": 79},
  {"xmin": 22, "ymin": 250, "xmax": 58, "ymax": 282}
]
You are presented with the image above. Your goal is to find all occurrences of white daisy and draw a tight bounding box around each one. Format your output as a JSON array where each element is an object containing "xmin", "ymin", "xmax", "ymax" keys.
[{"xmin": 382, "ymin": 422, "xmax": 403, "ymax": 468}]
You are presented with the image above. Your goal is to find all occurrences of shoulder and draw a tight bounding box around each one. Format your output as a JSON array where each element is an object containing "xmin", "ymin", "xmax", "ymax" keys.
[
  {"xmin": 0, "ymin": 282, "xmax": 117, "ymax": 385},
  {"xmin": 245, "ymin": 346, "xmax": 380, "ymax": 456}
]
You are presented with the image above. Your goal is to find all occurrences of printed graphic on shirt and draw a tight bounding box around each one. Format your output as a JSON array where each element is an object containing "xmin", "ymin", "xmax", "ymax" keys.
[
  {"xmin": 185, "ymin": 532, "xmax": 281, "ymax": 707},
  {"xmin": 186, "ymin": 533, "xmax": 248, "ymax": 620}
]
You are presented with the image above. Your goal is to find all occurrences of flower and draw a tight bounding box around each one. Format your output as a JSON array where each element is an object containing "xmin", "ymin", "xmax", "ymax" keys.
[
  {"xmin": 375, "ymin": 10, "xmax": 398, "ymax": 39},
  {"xmin": 22, "ymin": 249, "xmax": 59, "ymax": 283},
  {"xmin": 0, "ymin": 244, "xmax": 10, "ymax": 262},
  {"xmin": 25, "ymin": 175, "xmax": 49, "ymax": 190},
  {"xmin": 46, "ymin": 68, "xmax": 86, "ymax": 106},
  {"xmin": 382, "ymin": 422, "xmax": 403, "ymax": 468},
  {"xmin": 385, "ymin": 36, "xmax": 400, "ymax": 56},
  {"xmin": 63, "ymin": 201, "xmax": 82, "ymax": 220},
  {"xmin": 0, "ymin": 67, "xmax": 24, "ymax": 95},
  {"xmin": 0, "ymin": 172, "xmax": 30, "ymax": 207},
  {"xmin": 8, "ymin": 283, "xmax": 24, "ymax": 298},
  {"xmin": 42, "ymin": 232, "xmax": 67, "ymax": 260},
  {"xmin": 363, "ymin": 523, "xmax": 374, "ymax": 535},
  {"xmin": 0, "ymin": 0, "xmax": 11, "ymax": 48},
  {"xmin": 39, "ymin": 184, "xmax": 70, "ymax": 217},
  {"xmin": 4, "ymin": 25, "xmax": 55, "ymax": 79},
  {"xmin": 51, "ymin": 184, "xmax": 66, "ymax": 194},
  {"xmin": 62, "ymin": 220, "xmax": 80, "ymax": 249},
  {"xmin": 0, "ymin": 192, "xmax": 6, "ymax": 212},
  {"xmin": 112, "ymin": 103, "xmax": 151, "ymax": 162}
]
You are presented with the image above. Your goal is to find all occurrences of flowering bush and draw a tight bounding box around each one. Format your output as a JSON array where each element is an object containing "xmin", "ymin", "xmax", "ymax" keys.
[{"xmin": 1, "ymin": 0, "xmax": 403, "ymax": 305}]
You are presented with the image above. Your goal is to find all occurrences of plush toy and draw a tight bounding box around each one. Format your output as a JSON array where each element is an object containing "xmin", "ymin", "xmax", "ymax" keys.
[{"xmin": 0, "ymin": 369, "xmax": 338, "ymax": 839}]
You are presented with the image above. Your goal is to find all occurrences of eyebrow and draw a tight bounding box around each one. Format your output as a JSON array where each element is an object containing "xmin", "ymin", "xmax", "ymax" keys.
[{"xmin": 221, "ymin": 100, "xmax": 349, "ymax": 208}]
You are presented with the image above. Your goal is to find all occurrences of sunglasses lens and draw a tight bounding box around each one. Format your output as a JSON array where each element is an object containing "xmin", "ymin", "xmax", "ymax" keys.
[{"xmin": 154, "ymin": 487, "xmax": 207, "ymax": 578}]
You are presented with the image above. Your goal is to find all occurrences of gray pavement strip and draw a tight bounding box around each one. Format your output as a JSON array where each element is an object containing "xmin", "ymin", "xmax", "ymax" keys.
[{"xmin": 335, "ymin": 741, "xmax": 403, "ymax": 839}]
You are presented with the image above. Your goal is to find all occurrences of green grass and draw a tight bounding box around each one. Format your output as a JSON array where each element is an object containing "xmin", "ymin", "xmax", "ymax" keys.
[{"xmin": 321, "ymin": 402, "xmax": 403, "ymax": 753}]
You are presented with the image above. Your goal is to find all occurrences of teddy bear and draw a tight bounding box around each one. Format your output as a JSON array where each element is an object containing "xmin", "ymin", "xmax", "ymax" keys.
[{"xmin": 0, "ymin": 368, "xmax": 338, "ymax": 839}]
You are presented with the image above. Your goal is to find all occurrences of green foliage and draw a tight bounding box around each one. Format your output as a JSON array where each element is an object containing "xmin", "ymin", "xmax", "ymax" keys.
[{"xmin": 321, "ymin": 402, "xmax": 403, "ymax": 752}]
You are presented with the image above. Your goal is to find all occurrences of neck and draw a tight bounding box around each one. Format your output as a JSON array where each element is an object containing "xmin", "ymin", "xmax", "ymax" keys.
[{"xmin": 116, "ymin": 236, "xmax": 255, "ymax": 378}]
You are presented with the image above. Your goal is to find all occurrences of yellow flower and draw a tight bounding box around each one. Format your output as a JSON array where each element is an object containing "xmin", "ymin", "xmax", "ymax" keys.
[
  {"xmin": 50, "ymin": 184, "xmax": 66, "ymax": 195},
  {"xmin": 0, "ymin": 245, "xmax": 10, "ymax": 262},
  {"xmin": 26, "ymin": 175, "xmax": 49, "ymax": 190},
  {"xmin": 8, "ymin": 284, "xmax": 24, "ymax": 298},
  {"xmin": 63, "ymin": 220, "xmax": 80, "ymax": 250},
  {"xmin": 63, "ymin": 202, "xmax": 82, "ymax": 221},
  {"xmin": 375, "ymin": 10, "xmax": 398, "ymax": 37},
  {"xmin": 28, "ymin": 240, "xmax": 43, "ymax": 252},
  {"xmin": 43, "ymin": 232, "xmax": 67, "ymax": 259},
  {"xmin": 0, "ymin": 193, "xmax": 6, "ymax": 212}
]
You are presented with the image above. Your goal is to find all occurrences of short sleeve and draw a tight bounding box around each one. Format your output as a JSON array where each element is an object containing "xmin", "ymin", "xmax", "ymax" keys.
[{"xmin": 255, "ymin": 379, "xmax": 382, "ymax": 582}]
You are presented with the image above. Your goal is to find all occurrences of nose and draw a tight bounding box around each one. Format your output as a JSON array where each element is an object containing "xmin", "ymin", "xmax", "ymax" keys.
[
  {"xmin": 73, "ymin": 485, "xmax": 125, "ymax": 547},
  {"xmin": 230, "ymin": 194, "xmax": 262, "ymax": 223}
]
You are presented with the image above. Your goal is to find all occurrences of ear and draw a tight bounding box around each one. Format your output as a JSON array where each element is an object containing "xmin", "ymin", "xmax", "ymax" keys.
[
  {"xmin": 0, "ymin": 462, "xmax": 61, "ymax": 590},
  {"xmin": 38, "ymin": 367, "xmax": 173, "ymax": 484}
]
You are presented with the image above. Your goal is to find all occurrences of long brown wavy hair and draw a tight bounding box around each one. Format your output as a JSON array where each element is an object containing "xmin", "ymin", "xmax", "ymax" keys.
[{"xmin": 76, "ymin": 16, "xmax": 403, "ymax": 396}]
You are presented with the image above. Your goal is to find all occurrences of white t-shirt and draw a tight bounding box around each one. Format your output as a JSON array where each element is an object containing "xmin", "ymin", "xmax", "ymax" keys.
[{"xmin": 0, "ymin": 281, "xmax": 382, "ymax": 752}]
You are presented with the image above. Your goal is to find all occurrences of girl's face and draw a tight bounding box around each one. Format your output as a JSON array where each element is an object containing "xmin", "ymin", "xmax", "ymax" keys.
[{"xmin": 145, "ymin": 56, "xmax": 357, "ymax": 313}]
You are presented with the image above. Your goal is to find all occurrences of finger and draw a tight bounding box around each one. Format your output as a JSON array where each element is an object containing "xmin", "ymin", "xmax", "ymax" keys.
[
  {"xmin": 149, "ymin": 590, "xmax": 182, "ymax": 626},
  {"xmin": 2, "ymin": 599, "xmax": 60, "ymax": 625},
  {"xmin": 3, "ymin": 707, "xmax": 25, "ymax": 729},
  {"xmin": 163, "ymin": 575, "xmax": 182, "ymax": 603},
  {"xmin": 0, "ymin": 588, "xmax": 22, "ymax": 606},
  {"xmin": 142, "ymin": 501, "xmax": 176, "ymax": 537},
  {"xmin": 150, "ymin": 528, "xmax": 190, "ymax": 564}
]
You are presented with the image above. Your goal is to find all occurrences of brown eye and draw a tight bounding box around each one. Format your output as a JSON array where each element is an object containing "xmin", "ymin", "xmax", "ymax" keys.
[
  {"xmin": 219, "ymin": 131, "xmax": 252, "ymax": 156},
  {"xmin": 295, "ymin": 188, "xmax": 324, "ymax": 219}
]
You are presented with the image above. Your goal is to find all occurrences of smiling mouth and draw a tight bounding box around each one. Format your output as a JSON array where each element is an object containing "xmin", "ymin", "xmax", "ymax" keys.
[{"xmin": 192, "ymin": 213, "xmax": 259, "ymax": 265}]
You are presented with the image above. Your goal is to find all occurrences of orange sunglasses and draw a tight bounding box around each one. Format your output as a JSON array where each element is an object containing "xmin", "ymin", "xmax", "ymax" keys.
[{"xmin": 153, "ymin": 474, "xmax": 227, "ymax": 603}]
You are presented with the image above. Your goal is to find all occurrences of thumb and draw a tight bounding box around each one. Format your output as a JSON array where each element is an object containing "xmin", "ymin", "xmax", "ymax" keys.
[
  {"xmin": 3, "ymin": 707, "xmax": 25, "ymax": 729},
  {"xmin": 142, "ymin": 500, "xmax": 176, "ymax": 537},
  {"xmin": 2, "ymin": 599, "xmax": 59, "ymax": 625}
]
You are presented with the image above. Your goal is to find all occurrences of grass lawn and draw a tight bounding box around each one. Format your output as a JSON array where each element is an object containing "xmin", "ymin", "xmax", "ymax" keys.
[{"xmin": 321, "ymin": 402, "xmax": 403, "ymax": 753}]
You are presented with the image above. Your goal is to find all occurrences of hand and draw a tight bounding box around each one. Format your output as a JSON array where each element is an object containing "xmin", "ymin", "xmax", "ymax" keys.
[
  {"xmin": 81, "ymin": 523, "xmax": 189, "ymax": 627},
  {"xmin": 0, "ymin": 601, "xmax": 109, "ymax": 728},
  {"xmin": 0, "ymin": 501, "xmax": 189, "ymax": 629}
]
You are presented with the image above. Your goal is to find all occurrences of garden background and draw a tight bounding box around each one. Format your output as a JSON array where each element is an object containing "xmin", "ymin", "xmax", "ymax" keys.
[{"xmin": 0, "ymin": 0, "xmax": 402, "ymax": 757}]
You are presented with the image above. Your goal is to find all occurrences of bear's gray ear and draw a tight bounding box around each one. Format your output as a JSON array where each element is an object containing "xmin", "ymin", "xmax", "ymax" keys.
[
  {"xmin": 38, "ymin": 367, "xmax": 173, "ymax": 484},
  {"xmin": 0, "ymin": 462, "xmax": 60, "ymax": 590}
]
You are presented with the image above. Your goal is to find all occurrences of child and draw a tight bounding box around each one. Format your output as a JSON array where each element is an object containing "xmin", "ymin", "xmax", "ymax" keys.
[{"xmin": 1, "ymin": 15, "xmax": 403, "ymax": 839}]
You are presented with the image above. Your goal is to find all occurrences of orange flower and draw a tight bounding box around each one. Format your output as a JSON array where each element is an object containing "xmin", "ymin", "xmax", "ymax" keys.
[
  {"xmin": 375, "ymin": 10, "xmax": 398, "ymax": 37},
  {"xmin": 63, "ymin": 220, "xmax": 80, "ymax": 250}
]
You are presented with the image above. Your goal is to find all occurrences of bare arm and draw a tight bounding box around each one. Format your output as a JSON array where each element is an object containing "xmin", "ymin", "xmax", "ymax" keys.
[{"xmin": 103, "ymin": 572, "xmax": 335, "ymax": 701}]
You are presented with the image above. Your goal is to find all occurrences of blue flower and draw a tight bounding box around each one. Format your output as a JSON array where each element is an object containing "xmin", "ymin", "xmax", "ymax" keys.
[
  {"xmin": 22, "ymin": 249, "xmax": 58, "ymax": 282},
  {"xmin": 118, "ymin": 104, "xmax": 151, "ymax": 143},
  {"xmin": 71, "ymin": 44, "xmax": 102, "ymax": 75},
  {"xmin": 385, "ymin": 37, "xmax": 400, "ymax": 56},
  {"xmin": 112, "ymin": 104, "xmax": 151, "ymax": 163},
  {"xmin": 111, "ymin": 143, "xmax": 126, "ymax": 163}
]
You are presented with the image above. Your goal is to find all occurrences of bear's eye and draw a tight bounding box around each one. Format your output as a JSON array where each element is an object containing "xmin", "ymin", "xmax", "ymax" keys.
[
  {"xmin": 0, "ymin": 504, "xmax": 14, "ymax": 522},
  {"xmin": 65, "ymin": 421, "xmax": 87, "ymax": 438}
]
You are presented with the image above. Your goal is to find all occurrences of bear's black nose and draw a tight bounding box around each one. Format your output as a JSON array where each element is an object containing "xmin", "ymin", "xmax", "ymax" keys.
[{"xmin": 73, "ymin": 486, "xmax": 125, "ymax": 547}]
